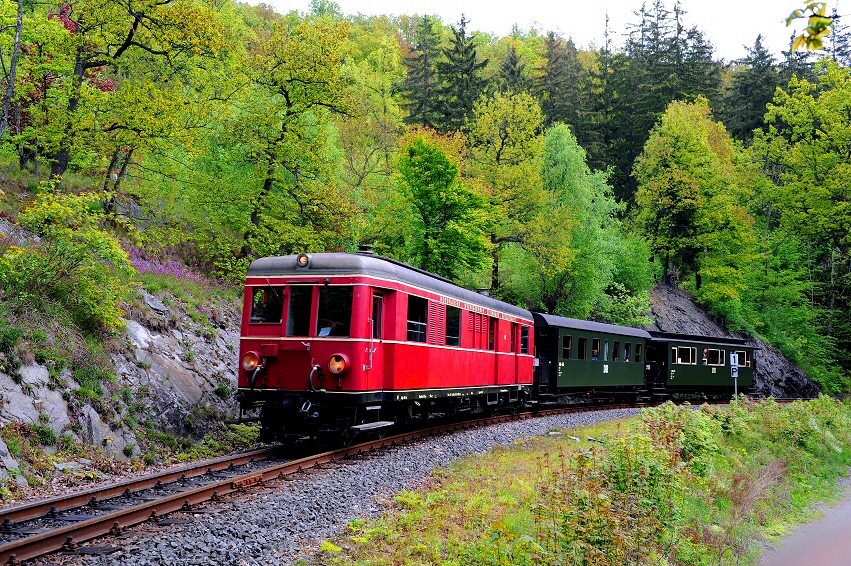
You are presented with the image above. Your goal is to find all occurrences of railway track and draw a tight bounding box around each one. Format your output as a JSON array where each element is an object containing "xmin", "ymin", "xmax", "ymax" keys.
[{"xmin": 0, "ymin": 399, "xmax": 800, "ymax": 565}]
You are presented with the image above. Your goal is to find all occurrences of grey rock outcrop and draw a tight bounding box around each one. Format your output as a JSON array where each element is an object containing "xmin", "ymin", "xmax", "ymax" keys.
[
  {"xmin": 0, "ymin": 286, "xmax": 240, "ymax": 468},
  {"xmin": 646, "ymin": 285, "xmax": 820, "ymax": 398}
]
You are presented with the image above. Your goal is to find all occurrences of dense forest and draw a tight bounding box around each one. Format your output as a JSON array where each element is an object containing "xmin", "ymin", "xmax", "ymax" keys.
[{"xmin": 0, "ymin": 0, "xmax": 848, "ymax": 392}]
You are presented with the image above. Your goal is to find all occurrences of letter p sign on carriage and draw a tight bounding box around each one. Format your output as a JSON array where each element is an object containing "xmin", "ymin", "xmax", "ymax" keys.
[{"xmin": 730, "ymin": 352, "xmax": 739, "ymax": 395}]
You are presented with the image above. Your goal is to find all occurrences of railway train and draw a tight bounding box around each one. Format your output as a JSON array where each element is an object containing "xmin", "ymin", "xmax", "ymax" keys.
[{"xmin": 235, "ymin": 248, "xmax": 755, "ymax": 443}]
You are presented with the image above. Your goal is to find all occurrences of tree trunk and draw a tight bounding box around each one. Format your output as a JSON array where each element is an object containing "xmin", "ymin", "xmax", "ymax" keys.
[
  {"xmin": 113, "ymin": 148, "xmax": 133, "ymax": 191},
  {"xmin": 241, "ymin": 162, "xmax": 276, "ymax": 258},
  {"xmin": 103, "ymin": 148, "xmax": 120, "ymax": 191},
  {"xmin": 490, "ymin": 233, "xmax": 499, "ymax": 291},
  {"xmin": 50, "ymin": 45, "xmax": 86, "ymax": 179},
  {"xmin": 0, "ymin": 0, "xmax": 23, "ymax": 138},
  {"xmin": 827, "ymin": 246, "xmax": 836, "ymax": 337}
]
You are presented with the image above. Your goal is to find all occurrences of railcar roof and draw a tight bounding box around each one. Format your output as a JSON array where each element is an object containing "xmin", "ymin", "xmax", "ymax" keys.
[
  {"xmin": 532, "ymin": 312, "xmax": 652, "ymax": 339},
  {"xmin": 247, "ymin": 252, "xmax": 533, "ymax": 320},
  {"xmin": 647, "ymin": 331, "xmax": 749, "ymax": 348}
]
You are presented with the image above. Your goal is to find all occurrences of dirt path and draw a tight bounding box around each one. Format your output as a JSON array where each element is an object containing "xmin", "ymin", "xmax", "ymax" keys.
[{"xmin": 758, "ymin": 479, "xmax": 851, "ymax": 566}]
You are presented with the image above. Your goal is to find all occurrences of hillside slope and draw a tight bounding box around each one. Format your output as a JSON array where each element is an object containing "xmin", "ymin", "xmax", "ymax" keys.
[{"xmin": 646, "ymin": 285, "xmax": 820, "ymax": 398}]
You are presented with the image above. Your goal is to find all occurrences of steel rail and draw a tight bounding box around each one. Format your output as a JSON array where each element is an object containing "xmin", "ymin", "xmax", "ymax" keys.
[
  {"xmin": 0, "ymin": 397, "xmax": 805, "ymax": 565},
  {"xmin": 0, "ymin": 448, "xmax": 275, "ymax": 525}
]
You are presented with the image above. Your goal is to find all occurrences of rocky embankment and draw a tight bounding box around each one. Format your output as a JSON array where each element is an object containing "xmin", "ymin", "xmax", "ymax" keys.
[
  {"xmin": 646, "ymin": 285, "xmax": 820, "ymax": 398},
  {"xmin": 1, "ymin": 287, "xmax": 241, "ymax": 486}
]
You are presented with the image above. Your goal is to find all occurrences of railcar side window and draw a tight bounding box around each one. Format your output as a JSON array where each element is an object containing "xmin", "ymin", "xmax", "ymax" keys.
[
  {"xmin": 734, "ymin": 350, "xmax": 751, "ymax": 367},
  {"xmin": 407, "ymin": 296, "xmax": 428, "ymax": 342},
  {"xmin": 578, "ymin": 337, "xmax": 587, "ymax": 360},
  {"xmin": 672, "ymin": 346, "xmax": 696, "ymax": 365},
  {"xmin": 488, "ymin": 318, "xmax": 496, "ymax": 350},
  {"xmin": 705, "ymin": 349, "xmax": 724, "ymax": 366},
  {"xmin": 446, "ymin": 306, "xmax": 461, "ymax": 347},
  {"xmin": 562, "ymin": 335, "xmax": 572, "ymax": 360},
  {"xmin": 510, "ymin": 323, "xmax": 517, "ymax": 353},
  {"xmin": 316, "ymin": 286, "xmax": 353, "ymax": 336},
  {"xmin": 286, "ymin": 286, "xmax": 312, "ymax": 336},
  {"xmin": 372, "ymin": 294, "xmax": 384, "ymax": 340},
  {"xmin": 592, "ymin": 338, "xmax": 600, "ymax": 360},
  {"xmin": 624, "ymin": 343, "xmax": 631, "ymax": 362},
  {"xmin": 604, "ymin": 341, "xmax": 610, "ymax": 361},
  {"xmin": 250, "ymin": 286, "xmax": 285, "ymax": 323},
  {"xmin": 613, "ymin": 341, "xmax": 620, "ymax": 361},
  {"xmin": 635, "ymin": 344, "xmax": 642, "ymax": 363},
  {"xmin": 520, "ymin": 326, "xmax": 529, "ymax": 354}
]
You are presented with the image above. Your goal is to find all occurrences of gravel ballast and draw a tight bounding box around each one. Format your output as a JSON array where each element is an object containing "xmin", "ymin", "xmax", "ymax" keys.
[{"xmin": 39, "ymin": 408, "xmax": 640, "ymax": 566}]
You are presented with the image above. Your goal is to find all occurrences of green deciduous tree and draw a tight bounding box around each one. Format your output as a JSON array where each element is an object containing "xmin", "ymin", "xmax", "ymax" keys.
[
  {"xmin": 751, "ymin": 61, "xmax": 851, "ymax": 376},
  {"xmin": 397, "ymin": 128, "xmax": 490, "ymax": 279},
  {"xmin": 635, "ymin": 97, "xmax": 759, "ymax": 324},
  {"xmin": 467, "ymin": 91, "xmax": 544, "ymax": 291}
]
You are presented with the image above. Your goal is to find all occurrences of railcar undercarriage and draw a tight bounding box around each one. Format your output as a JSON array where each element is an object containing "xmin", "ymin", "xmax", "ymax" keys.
[{"xmin": 237, "ymin": 388, "xmax": 531, "ymax": 445}]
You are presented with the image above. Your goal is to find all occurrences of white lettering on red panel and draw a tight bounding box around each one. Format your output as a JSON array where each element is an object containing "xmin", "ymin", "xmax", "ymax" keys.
[{"xmin": 438, "ymin": 295, "xmax": 525, "ymax": 323}]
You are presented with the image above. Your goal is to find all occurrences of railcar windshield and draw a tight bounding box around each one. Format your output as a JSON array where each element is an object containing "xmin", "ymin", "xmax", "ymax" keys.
[
  {"xmin": 249, "ymin": 286, "xmax": 284, "ymax": 323},
  {"xmin": 316, "ymin": 286, "xmax": 353, "ymax": 336},
  {"xmin": 286, "ymin": 286, "xmax": 313, "ymax": 336}
]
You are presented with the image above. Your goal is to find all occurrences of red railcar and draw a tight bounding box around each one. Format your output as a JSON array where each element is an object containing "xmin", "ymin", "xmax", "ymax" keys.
[{"xmin": 236, "ymin": 249, "xmax": 535, "ymax": 443}]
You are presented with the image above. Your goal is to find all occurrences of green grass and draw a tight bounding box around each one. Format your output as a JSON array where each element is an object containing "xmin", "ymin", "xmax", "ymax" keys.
[{"xmin": 304, "ymin": 398, "xmax": 851, "ymax": 566}]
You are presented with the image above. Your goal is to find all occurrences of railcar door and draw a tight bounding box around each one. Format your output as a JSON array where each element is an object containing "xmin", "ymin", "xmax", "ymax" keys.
[{"xmin": 364, "ymin": 292, "xmax": 385, "ymax": 388}]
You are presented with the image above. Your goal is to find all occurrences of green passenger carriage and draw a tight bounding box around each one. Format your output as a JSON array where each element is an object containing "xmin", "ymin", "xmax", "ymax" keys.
[
  {"xmin": 532, "ymin": 313, "xmax": 652, "ymax": 399},
  {"xmin": 644, "ymin": 331, "xmax": 755, "ymax": 396}
]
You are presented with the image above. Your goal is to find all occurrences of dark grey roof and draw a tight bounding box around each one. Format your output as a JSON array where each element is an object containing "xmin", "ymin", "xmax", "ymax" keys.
[
  {"xmin": 532, "ymin": 312, "xmax": 652, "ymax": 339},
  {"xmin": 647, "ymin": 331, "xmax": 749, "ymax": 347},
  {"xmin": 247, "ymin": 252, "xmax": 532, "ymax": 320}
]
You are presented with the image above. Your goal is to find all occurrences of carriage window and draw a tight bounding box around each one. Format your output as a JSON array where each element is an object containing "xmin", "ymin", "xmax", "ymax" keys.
[
  {"xmin": 316, "ymin": 286, "xmax": 353, "ymax": 336},
  {"xmin": 673, "ymin": 346, "xmax": 696, "ymax": 365},
  {"xmin": 705, "ymin": 349, "xmax": 724, "ymax": 366},
  {"xmin": 407, "ymin": 296, "xmax": 428, "ymax": 342},
  {"xmin": 734, "ymin": 350, "xmax": 751, "ymax": 367},
  {"xmin": 250, "ymin": 286, "xmax": 285, "ymax": 323},
  {"xmin": 604, "ymin": 341, "xmax": 610, "ymax": 361},
  {"xmin": 286, "ymin": 286, "xmax": 313, "ymax": 336},
  {"xmin": 613, "ymin": 341, "xmax": 620, "ymax": 361},
  {"xmin": 592, "ymin": 338, "xmax": 600, "ymax": 360},
  {"xmin": 488, "ymin": 318, "xmax": 496, "ymax": 350},
  {"xmin": 372, "ymin": 294, "xmax": 384, "ymax": 340},
  {"xmin": 635, "ymin": 344, "xmax": 642, "ymax": 363},
  {"xmin": 446, "ymin": 306, "xmax": 461, "ymax": 347},
  {"xmin": 520, "ymin": 325, "xmax": 529, "ymax": 354},
  {"xmin": 510, "ymin": 323, "xmax": 517, "ymax": 353},
  {"xmin": 562, "ymin": 335, "xmax": 572, "ymax": 360},
  {"xmin": 578, "ymin": 337, "xmax": 588, "ymax": 360},
  {"xmin": 624, "ymin": 343, "xmax": 631, "ymax": 362}
]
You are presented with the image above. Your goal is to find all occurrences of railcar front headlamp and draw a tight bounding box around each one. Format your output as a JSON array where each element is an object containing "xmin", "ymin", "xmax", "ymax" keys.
[
  {"xmin": 242, "ymin": 351, "xmax": 261, "ymax": 371},
  {"xmin": 328, "ymin": 353, "xmax": 350, "ymax": 374},
  {"xmin": 296, "ymin": 253, "xmax": 310, "ymax": 267}
]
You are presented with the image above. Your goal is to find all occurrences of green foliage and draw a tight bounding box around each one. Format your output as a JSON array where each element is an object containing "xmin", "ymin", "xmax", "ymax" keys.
[
  {"xmin": 750, "ymin": 60, "xmax": 851, "ymax": 386},
  {"xmin": 505, "ymin": 123, "xmax": 650, "ymax": 324},
  {"xmin": 214, "ymin": 384, "xmax": 231, "ymax": 399},
  {"xmin": 395, "ymin": 128, "xmax": 490, "ymax": 278},
  {"xmin": 635, "ymin": 97, "xmax": 761, "ymax": 328},
  {"xmin": 785, "ymin": 2, "xmax": 834, "ymax": 51},
  {"xmin": 31, "ymin": 422, "xmax": 57, "ymax": 446},
  {"xmin": 0, "ymin": 192, "xmax": 136, "ymax": 331}
]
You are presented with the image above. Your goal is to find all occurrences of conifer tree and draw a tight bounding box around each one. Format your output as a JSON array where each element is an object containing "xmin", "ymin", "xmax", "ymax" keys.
[
  {"xmin": 434, "ymin": 16, "xmax": 488, "ymax": 133},
  {"xmin": 722, "ymin": 35, "xmax": 780, "ymax": 143},
  {"xmin": 827, "ymin": 9, "xmax": 851, "ymax": 67},
  {"xmin": 499, "ymin": 45, "xmax": 527, "ymax": 93},
  {"xmin": 535, "ymin": 32, "xmax": 584, "ymax": 129},
  {"xmin": 401, "ymin": 15, "xmax": 442, "ymax": 129}
]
